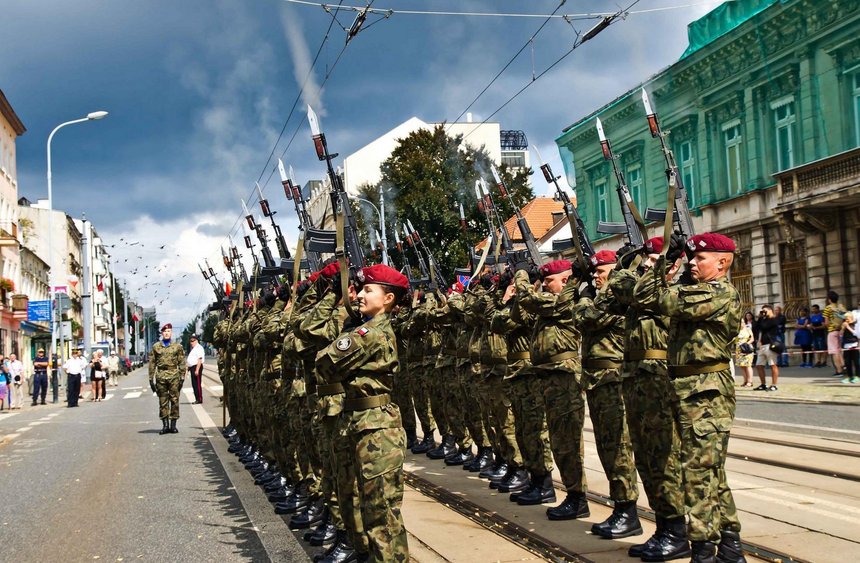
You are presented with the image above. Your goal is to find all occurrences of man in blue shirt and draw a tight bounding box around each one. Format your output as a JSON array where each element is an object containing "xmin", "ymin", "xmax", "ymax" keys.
[{"xmin": 32, "ymin": 348, "xmax": 49, "ymax": 406}]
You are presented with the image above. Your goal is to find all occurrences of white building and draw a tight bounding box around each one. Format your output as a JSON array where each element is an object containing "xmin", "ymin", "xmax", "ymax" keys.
[{"xmin": 73, "ymin": 218, "xmax": 115, "ymax": 347}]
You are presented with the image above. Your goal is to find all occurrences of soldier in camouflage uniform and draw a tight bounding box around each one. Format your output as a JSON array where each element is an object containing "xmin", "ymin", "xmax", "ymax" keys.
[
  {"xmin": 148, "ymin": 323, "xmax": 186, "ymax": 435},
  {"xmin": 635, "ymin": 232, "xmax": 746, "ymax": 563},
  {"xmin": 390, "ymin": 307, "xmax": 417, "ymax": 449},
  {"xmin": 573, "ymin": 249, "xmax": 641, "ymax": 539},
  {"xmin": 513, "ymin": 261, "xmax": 588, "ymax": 519},
  {"xmin": 609, "ymin": 236, "xmax": 690, "ymax": 561},
  {"xmin": 415, "ymin": 292, "xmax": 454, "ymax": 460},
  {"xmin": 316, "ymin": 264, "xmax": 410, "ymax": 563},
  {"xmin": 401, "ymin": 298, "xmax": 437, "ymax": 454}
]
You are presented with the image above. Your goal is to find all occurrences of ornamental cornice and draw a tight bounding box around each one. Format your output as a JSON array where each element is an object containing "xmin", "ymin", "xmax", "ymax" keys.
[
  {"xmin": 708, "ymin": 91, "xmax": 746, "ymax": 126},
  {"xmin": 620, "ymin": 140, "xmax": 645, "ymax": 165},
  {"xmin": 667, "ymin": 115, "xmax": 699, "ymax": 142},
  {"xmin": 751, "ymin": 66, "xmax": 799, "ymax": 103}
]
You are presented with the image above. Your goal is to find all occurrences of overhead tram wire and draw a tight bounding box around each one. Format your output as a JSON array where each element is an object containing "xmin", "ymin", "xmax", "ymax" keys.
[
  {"xmin": 445, "ymin": 0, "xmax": 567, "ymax": 132},
  {"xmin": 459, "ymin": 0, "xmax": 644, "ymax": 145}
]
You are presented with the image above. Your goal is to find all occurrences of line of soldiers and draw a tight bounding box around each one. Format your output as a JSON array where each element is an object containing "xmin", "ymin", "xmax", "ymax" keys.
[{"xmin": 213, "ymin": 231, "xmax": 745, "ymax": 563}]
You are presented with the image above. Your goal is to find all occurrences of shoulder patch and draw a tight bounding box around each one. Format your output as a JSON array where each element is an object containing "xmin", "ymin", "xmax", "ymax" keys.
[
  {"xmin": 356, "ymin": 327, "xmax": 369, "ymax": 337},
  {"xmin": 335, "ymin": 336, "xmax": 352, "ymax": 351}
]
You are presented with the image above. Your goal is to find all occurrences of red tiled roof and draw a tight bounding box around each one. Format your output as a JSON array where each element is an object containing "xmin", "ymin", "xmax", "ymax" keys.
[{"xmin": 476, "ymin": 197, "xmax": 564, "ymax": 249}]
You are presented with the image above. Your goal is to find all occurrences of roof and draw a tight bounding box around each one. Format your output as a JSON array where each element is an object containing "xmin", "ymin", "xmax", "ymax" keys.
[
  {"xmin": 0, "ymin": 89, "xmax": 26, "ymax": 136},
  {"xmin": 477, "ymin": 197, "xmax": 564, "ymax": 249}
]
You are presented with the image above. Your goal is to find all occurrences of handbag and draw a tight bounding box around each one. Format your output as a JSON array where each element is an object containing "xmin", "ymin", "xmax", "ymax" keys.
[
  {"xmin": 94, "ymin": 370, "xmax": 106, "ymax": 379},
  {"xmin": 769, "ymin": 341, "xmax": 786, "ymax": 354},
  {"xmin": 739, "ymin": 342, "xmax": 754, "ymax": 355}
]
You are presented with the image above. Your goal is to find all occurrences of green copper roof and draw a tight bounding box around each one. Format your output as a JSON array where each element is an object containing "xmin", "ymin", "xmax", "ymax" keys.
[{"xmin": 681, "ymin": 0, "xmax": 783, "ymax": 59}]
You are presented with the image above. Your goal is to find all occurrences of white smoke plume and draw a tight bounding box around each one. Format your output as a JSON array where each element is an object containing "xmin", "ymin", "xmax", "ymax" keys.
[{"xmin": 281, "ymin": 6, "xmax": 325, "ymax": 115}]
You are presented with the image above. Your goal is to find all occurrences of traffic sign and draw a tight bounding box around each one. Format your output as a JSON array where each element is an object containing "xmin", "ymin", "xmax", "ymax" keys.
[{"xmin": 27, "ymin": 300, "xmax": 52, "ymax": 322}]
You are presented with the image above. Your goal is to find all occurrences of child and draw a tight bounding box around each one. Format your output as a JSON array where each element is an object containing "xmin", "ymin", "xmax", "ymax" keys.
[{"xmin": 315, "ymin": 264, "xmax": 410, "ymax": 563}]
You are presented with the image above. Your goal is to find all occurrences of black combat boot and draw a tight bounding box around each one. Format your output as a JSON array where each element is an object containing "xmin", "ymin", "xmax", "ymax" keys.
[
  {"xmin": 158, "ymin": 419, "xmax": 169, "ymax": 435},
  {"xmin": 227, "ymin": 438, "xmax": 245, "ymax": 453},
  {"xmin": 479, "ymin": 456, "xmax": 506, "ymax": 479},
  {"xmin": 444, "ymin": 446, "xmax": 474, "ymax": 466},
  {"xmin": 591, "ymin": 500, "xmax": 642, "ymax": 539},
  {"xmin": 316, "ymin": 530, "xmax": 357, "ymax": 563},
  {"xmin": 410, "ymin": 434, "xmax": 435, "ymax": 454},
  {"xmin": 405, "ymin": 429, "xmax": 417, "ymax": 451},
  {"xmin": 426, "ymin": 434, "xmax": 456, "ymax": 460},
  {"xmin": 641, "ymin": 517, "xmax": 691, "ymax": 562},
  {"xmin": 266, "ymin": 478, "xmax": 293, "ymax": 496},
  {"xmin": 221, "ymin": 424, "xmax": 235, "ymax": 437},
  {"xmin": 307, "ymin": 511, "xmax": 338, "ymax": 546},
  {"xmin": 691, "ymin": 541, "xmax": 717, "ymax": 563},
  {"xmin": 629, "ymin": 516, "xmax": 664, "ymax": 558},
  {"xmin": 257, "ymin": 469, "xmax": 282, "ymax": 487},
  {"xmin": 546, "ymin": 492, "xmax": 589, "ymax": 519},
  {"xmin": 274, "ymin": 482, "xmax": 310, "ymax": 514},
  {"xmin": 497, "ymin": 469, "xmax": 529, "ymax": 493},
  {"xmin": 290, "ymin": 499, "xmax": 326, "ymax": 529},
  {"xmin": 169, "ymin": 419, "xmax": 178, "ymax": 433},
  {"xmin": 240, "ymin": 448, "xmax": 259, "ymax": 464},
  {"xmin": 715, "ymin": 530, "xmax": 747, "ymax": 563},
  {"xmin": 516, "ymin": 474, "xmax": 556, "ymax": 506},
  {"xmin": 465, "ymin": 446, "xmax": 493, "ymax": 471}
]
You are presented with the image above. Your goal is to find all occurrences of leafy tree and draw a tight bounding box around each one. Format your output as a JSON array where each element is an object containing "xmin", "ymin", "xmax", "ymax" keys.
[{"xmin": 360, "ymin": 125, "xmax": 533, "ymax": 279}]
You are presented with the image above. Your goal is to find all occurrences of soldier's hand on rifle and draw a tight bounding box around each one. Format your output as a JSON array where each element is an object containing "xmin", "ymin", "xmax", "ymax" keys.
[
  {"xmin": 616, "ymin": 242, "xmax": 640, "ymax": 270},
  {"xmin": 577, "ymin": 282, "xmax": 597, "ymax": 301},
  {"xmin": 501, "ymin": 283, "xmax": 516, "ymax": 304},
  {"xmin": 331, "ymin": 271, "xmax": 343, "ymax": 300},
  {"xmin": 149, "ymin": 379, "xmax": 156, "ymax": 393},
  {"xmin": 667, "ymin": 233, "xmax": 686, "ymax": 263},
  {"xmin": 277, "ymin": 283, "xmax": 291, "ymax": 303}
]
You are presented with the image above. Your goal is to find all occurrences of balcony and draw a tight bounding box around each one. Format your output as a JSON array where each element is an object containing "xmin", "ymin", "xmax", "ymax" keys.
[{"xmin": 0, "ymin": 221, "xmax": 18, "ymax": 247}]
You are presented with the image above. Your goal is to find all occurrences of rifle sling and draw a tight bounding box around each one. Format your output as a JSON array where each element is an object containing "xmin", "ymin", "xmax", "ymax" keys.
[
  {"xmin": 661, "ymin": 173, "xmax": 677, "ymax": 257},
  {"xmin": 470, "ymin": 240, "xmax": 490, "ymax": 283},
  {"xmin": 335, "ymin": 204, "xmax": 359, "ymax": 320},
  {"xmin": 292, "ymin": 233, "xmax": 304, "ymax": 292},
  {"xmin": 566, "ymin": 207, "xmax": 587, "ymax": 273}
]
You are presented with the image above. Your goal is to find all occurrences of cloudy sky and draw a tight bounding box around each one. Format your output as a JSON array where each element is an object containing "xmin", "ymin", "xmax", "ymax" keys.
[{"xmin": 1, "ymin": 0, "xmax": 723, "ymax": 328}]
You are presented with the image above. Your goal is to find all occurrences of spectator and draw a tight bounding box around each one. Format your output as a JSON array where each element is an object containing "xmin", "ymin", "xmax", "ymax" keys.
[
  {"xmin": 795, "ymin": 308, "xmax": 813, "ymax": 367},
  {"xmin": 64, "ymin": 349, "xmax": 87, "ymax": 407},
  {"xmin": 841, "ymin": 312, "xmax": 860, "ymax": 384},
  {"xmin": 32, "ymin": 348, "xmax": 49, "ymax": 406},
  {"xmin": 810, "ymin": 304, "xmax": 827, "ymax": 367},
  {"xmin": 90, "ymin": 350, "xmax": 106, "ymax": 402},
  {"xmin": 107, "ymin": 351, "xmax": 120, "ymax": 387},
  {"xmin": 824, "ymin": 291, "xmax": 847, "ymax": 377},
  {"xmin": 735, "ymin": 319, "xmax": 755, "ymax": 387},
  {"xmin": 0, "ymin": 363, "xmax": 8, "ymax": 412},
  {"xmin": 774, "ymin": 305, "xmax": 788, "ymax": 366},
  {"xmin": 186, "ymin": 335, "xmax": 205, "ymax": 405},
  {"xmin": 754, "ymin": 305, "xmax": 781, "ymax": 391},
  {"xmin": 8, "ymin": 353, "xmax": 24, "ymax": 409}
]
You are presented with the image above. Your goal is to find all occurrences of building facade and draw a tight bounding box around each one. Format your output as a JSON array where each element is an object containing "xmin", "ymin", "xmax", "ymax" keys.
[
  {"xmin": 555, "ymin": 0, "xmax": 860, "ymax": 317},
  {"xmin": 0, "ymin": 89, "xmax": 25, "ymax": 359}
]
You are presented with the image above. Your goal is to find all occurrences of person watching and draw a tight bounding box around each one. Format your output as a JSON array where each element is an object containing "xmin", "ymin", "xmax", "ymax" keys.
[{"xmin": 754, "ymin": 305, "xmax": 781, "ymax": 391}]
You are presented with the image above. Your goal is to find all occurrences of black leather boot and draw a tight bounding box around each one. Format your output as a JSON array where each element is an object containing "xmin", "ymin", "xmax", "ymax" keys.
[
  {"xmin": 546, "ymin": 492, "xmax": 589, "ymax": 519},
  {"xmin": 497, "ymin": 469, "xmax": 530, "ymax": 493},
  {"xmin": 240, "ymin": 449, "xmax": 259, "ymax": 464},
  {"xmin": 480, "ymin": 457, "xmax": 506, "ymax": 479},
  {"xmin": 691, "ymin": 541, "xmax": 717, "ymax": 563},
  {"xmin": 316, "ymin": 531, "xmax": 357, "ymax": 563},
  {"xmin": 489, "ymin": 465, "xmax": 515, "ymax": 489},
  {"xmin": 516, "ymin": 474, "xmax": 556, "ymax": 506},
  {"xmin": 274, "ymin": 483, "xmax": 310, "ymax": 514},
  {"xmin": 716, "ymin": 530, "xmax": 747, "ymax": 563},
  {"xmin": 227, "ymin": 439, "xmax": 245, "ymax": 453},
  {"xmin": 169, "ymin": 419, "xmax": 178, "ymax": 433},
  {"xmin": 641, "ymin": 517, "xmax": 691, "ymax": 562},
  {"xmin": 466, "ymin": 447, "xmax": 493, "ymax": 472},
  {"xmin": 405, "ymin": 429, "xmax": 417, "ymax": 451},
  {"xmin": 591, "ymin": 500, "xmax": 642, "ymax": 539},
  {"xmin": 290, "ymin": 499, "xmax": 326, "ymax": 529},
  {"xmin": 444, "ymin": 446, "xmax": 474, "ymax": 466},
  {"xmin": 250, "ymin": 460, "xmax": 271, "ymax": 476},
  {"xmin": 266, "ymin": 478, "xmax": 293, "ymax": 496},
  {"xmin": 257, "ymin": 470, "xmax": 282, "ymax": 487},
  {"xmin": 427, "ymin": 434, "xmax": 456, "ymax": 459},
  {"xmin": 629, "ymin": 516, "xmax": 663, "ymax": 558},
  {"xmin": 158, "ymin": 419, "xmax": 169, "ymax": 435},
  {"xmin": 410, "ymin": 434, "xmax": 435, "ymax": 454},
  {"xmin": 308, "ymin": 513, "xmax": 338, "ymax": 546}
]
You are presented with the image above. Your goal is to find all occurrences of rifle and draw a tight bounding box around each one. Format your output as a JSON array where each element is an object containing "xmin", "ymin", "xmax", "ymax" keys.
[
  {"xmin": 200, "ymin": 262, "xmax": 225, "ymax": 301},
  {"xmin": 241, "ymin": 199, "xmax": 274, "ymax": 269},
  {"xmin": 278, "ymin": 159, "xmax": 322, "ymax": 271},
  {"xmin": 241, "ymin": 219, "xmax": 260, "ymax": 276},
  {"xmin": 474, "ymin": 180, "xmax": 503, "ymax": 273},
  {"xmin": 595, "ymin": 117, "xmax": 647, "ymax": 248},
  {"xmin": 532, "ymin": 146, "xmax": 595, "ymax": 272},
  {"xmin": 640, "ymin": 89, "xmax": 696, "ymax": 240},
  {"xmin": 490, "ymin": 164, "xmax": 543, "ymax": 267},
  {"xmin": 402, "ymin": 224, "xmax": 432, "ymax": 288},
  {"xmin": 406, "ymin": 220, "xmax": 447, "ymax": 290},
  {"xmin": 255, "ymin": 182, "xmax": 306, "ymax": 283},
  {"xmin": 230, "ymin": 244, "xmax": 249, "ymax": 286},
  {"xmin": 394, "ymin": 226, "xmax": 423, "ymax": 289}
]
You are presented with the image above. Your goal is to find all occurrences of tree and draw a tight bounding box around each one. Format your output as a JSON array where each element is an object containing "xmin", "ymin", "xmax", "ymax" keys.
[{"xmin": 365, "ymin": 125, "xmax": 534, "ymax": 279}]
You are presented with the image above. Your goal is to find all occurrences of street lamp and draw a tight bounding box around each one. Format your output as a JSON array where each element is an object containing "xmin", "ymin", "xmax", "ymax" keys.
[{"xmin": 46, "ymin": 110, "xmax": 108, "ymax": 397}]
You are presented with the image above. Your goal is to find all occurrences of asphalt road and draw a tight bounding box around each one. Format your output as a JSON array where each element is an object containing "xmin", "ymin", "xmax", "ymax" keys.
[
  {"xmin": 0, "ymin": 368, "xmax": 308, "ymax": 563},
  {"xmin": 736, "ymin": 399, "xmax": 860, "ymax": 442}
]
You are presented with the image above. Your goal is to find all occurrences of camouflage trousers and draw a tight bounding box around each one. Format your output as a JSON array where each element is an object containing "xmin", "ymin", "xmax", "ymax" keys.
[
  {"xmin": 672, "ymin": 372, "xmax": 741, "ymax": 542},
  {"xmin": 156, "ymin": 376, "xmax": 182, "ymax": 420},
  {"xmin": 273, "ymin": 382, "xmax": 302, "ymax": 486},
  {"xmin": 585, "ymin": 375, "xmax": 638, "ymax": 502},
  {"xmin": 423, "ymin": 363, "xmax": 450, "ymax": 437},
  {"xmin": 439, "ymin": 365, "xmax": 472, "ymax": 449},
  {"xmin": 485, "ymin": 369, "xmax": 522, "ymax": 467},
  {"xmin": 510, "ymin": 376, "xmax": 552, "ymax": 477},
  {"xmin": 535, "ymin": 368, "xmax": 586, "ymax": 492},
  {"xmin": 459, "ymin": 363, "xmax": 489, "ymax": 448},
  {"xmin": 320, "ymin": 413, "xmax": 345, "ymax": 530},
  {"xmin": 406, "ymin": 367, "xmax": 436, "ymax": 438},
  {"xmin": 472, "ymin": 364, "xmax": 498, "ymax": 453},
  {"xmin": 289, "ymin": 386, "xmax": 314, "ymax": 484},
  {"xmin": 301, "ymin": 392, "xmax": 322, "ymax": 497},
  {"xmin": 336, "ymin": 420, "xmax": 409, "ymax": 562},
  {"xmin": 623, "ymin": 366, "xmax": 684, "ymax": 520},
  {"xmin": 391, "ymin": 373, "xmax": 416, "ymax": 439}
]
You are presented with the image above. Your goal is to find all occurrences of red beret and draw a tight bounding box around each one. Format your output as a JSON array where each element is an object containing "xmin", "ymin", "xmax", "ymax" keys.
[
  {"xmin": 685, "ymin": 233, "xmax": 736, "ymax": 257},
  {"xmin": 590, "ymin": 249, "xmax": 617, "ymax": 267},
  {"xmin": 357, "ymin": 264, "xmax": 409, "ymax": 290},
  {"xmin": 308, "ymin": 270, "xmax": 321, "ymax": 283},
  {"xmin": 160, "ymin": 323, "xmax": 172, "ymax": 331},
  {"xmin": 452, "ymin": 281, "xmax": 465, "ymax": 294},
  {"xmin": 320, "ymin": 262, "xmax": 340, "ymax": 279},
  {"xmin": 644, "ymin": 237, "xmax": 664, "ymax": 254},
  {"xmin": 539, "ymin": 259, "xmax": 572, "ymax": 277}
]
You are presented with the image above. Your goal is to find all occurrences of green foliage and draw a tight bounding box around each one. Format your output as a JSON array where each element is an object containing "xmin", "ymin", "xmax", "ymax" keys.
[{"xmin": 366, "ymin": 125, "xmax": 534, "ymax": 280}]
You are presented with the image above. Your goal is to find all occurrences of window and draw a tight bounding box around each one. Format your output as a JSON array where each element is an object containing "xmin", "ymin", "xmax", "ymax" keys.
[
  {"xmin": 500, "ymin": 151, "xmax": 526, "ymax": 169},
  {"xmin": 679, "ymin": 141, "xmax": 696, "ymax": 206},
  {"xmin": 596, "ymin": 179, "xmax": 608, "ymax": 223},
  {"xmin": 626, "ymin": 165, "xmax": 643, "ymax": 211},
  {"xmin": 773, "ymin": 98, "xmax": 796, "ymax": 171},
  {"xmin": 11, "ymin": 331, "xmax": 18, "ymax": 357},
  {"xmin": 853, "ymin": 72, "xmax": 860, "ymax": 147},
  {"xmin": 723, "ymin": 121, "xmax": 743, "ymax": 194}
]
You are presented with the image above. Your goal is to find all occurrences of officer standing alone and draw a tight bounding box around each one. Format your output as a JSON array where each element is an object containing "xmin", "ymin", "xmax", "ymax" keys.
[{"xmin": 149, "ymin": 323, "xmax": 186, "ymax": 435}]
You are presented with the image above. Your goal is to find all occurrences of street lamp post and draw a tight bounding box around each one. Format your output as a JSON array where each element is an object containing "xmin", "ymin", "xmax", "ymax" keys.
[
  {"xmin": 356, "ymin": 196, "xmax": 389, "ymax": 266},
  {"xmin": 46, "ymin": 110, "xmax": 108, "ymax": 396}
]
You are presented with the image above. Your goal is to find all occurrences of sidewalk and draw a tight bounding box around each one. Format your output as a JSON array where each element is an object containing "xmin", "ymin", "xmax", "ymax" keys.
[{"xmin": 735, "ymin": 363, "xmax": 860, "ymax": 405}]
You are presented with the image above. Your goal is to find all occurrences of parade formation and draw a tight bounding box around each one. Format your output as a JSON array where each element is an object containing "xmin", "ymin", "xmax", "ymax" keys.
[{"xmin": 200, "ymin": 94, "xmax": 747, "ymax": 563}]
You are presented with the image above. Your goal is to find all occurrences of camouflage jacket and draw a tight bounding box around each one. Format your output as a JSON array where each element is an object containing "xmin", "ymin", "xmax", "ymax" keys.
[
  {"xmin": 608, "ymin": 268, "xmax": 670, "ymax": 377},
  {"xmin": 427, "ymin": 294, "xmax": 458, "ymax": 369},
  {"xmin": 149, "ymin": 339, "xmax": 185, "ymax": 380},
  {"xmin": 300, "ymin": 290, "xmax": 348, "ymax": 416},
  {"xmin": 573, "ymin": 286, "xmax": 625, "ymax": 388},
  {"xmin": 414, "ymin": 292, "xmax": 443, "ymax": 368},
  {"xmin": 489, "ymin": 295, "xmax": 534, "ymax": 378}
]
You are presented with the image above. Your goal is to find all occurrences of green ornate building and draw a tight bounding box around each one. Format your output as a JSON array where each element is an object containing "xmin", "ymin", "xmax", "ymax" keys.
[{"xmin": 555, "ymin": 0, "xmax": 860, "ymax": 316}]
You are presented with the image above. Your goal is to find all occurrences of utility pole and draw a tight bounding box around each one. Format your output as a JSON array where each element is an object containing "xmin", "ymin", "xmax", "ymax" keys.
[
  {"xmin": 109, "ymin": 255, "xmax": 118, "ymax": 353},
  {"xmin": 121, "ymin": 283, "xmax": 130, "ymax": 358},
  {"xmin": 80, "ymin": 215, "xmax": 92, "ymax": 360}
]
